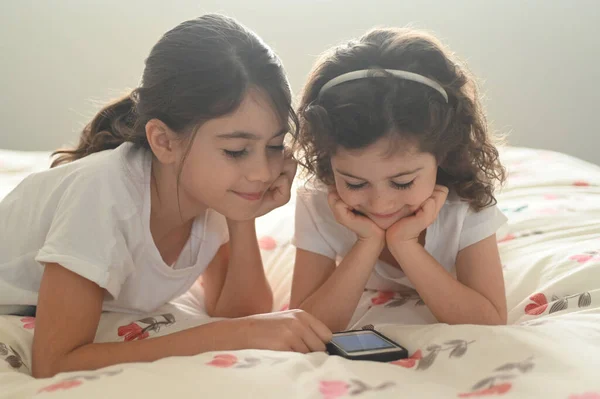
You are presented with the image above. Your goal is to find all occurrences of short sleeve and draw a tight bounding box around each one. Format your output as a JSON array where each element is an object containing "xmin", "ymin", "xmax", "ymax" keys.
[
  {"xmin": 35, "ymin": 172, "xmax": 135, "ymax": 299},
  {"xmin": 459, "ymin": 204, "xmax": 508, "ymax": 251},
  {"xmin": 292, "ymin": 192, "xmax": 336, "ymax": 260}
]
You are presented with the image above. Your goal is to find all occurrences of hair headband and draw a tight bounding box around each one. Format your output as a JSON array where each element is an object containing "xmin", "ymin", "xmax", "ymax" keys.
[{"xmin": 318, "ymin": 69, "xmax": 448, "ymax": 103}]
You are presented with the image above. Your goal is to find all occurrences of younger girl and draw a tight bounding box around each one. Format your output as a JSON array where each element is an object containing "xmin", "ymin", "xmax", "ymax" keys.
[
  {"xmin": 0, "ymin": 14, "xmax": 330, "ymax": 378},
  {"xmin": 291, "ymin": 28, "xmax": 508, "ymax": 332}
]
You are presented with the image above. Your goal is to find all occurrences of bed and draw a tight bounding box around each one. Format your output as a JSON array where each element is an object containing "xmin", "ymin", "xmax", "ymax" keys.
[{"xmin": 1, "ymin": 146, "xmax": 599, "ymax": 398}]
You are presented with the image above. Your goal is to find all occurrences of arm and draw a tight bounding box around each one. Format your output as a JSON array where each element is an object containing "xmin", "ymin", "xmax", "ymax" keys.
[
  {"xmin": 203, "ymin": 219, "xmax": 273, "ymax": 318},
  {"xmin": 34, "ymin": 263, "xmax": 330, "ymax": 379},
  {"xmin": 389, "ymin": 235, "xmax": 507, "ymax": 325},
  {"xmin": 201, "ymin": 150, "xmax": 297, "ymax": 317},
  {"xmin": 291, "ymin": 238, "xmax": 383, "ymax": 332},
  {"xmin": 290, "ymin": 190, "xmax": 385, "ymax": 332},
  {"xmin": 33, "ymin": 263, "xmax": 246, "ymax": 378}
]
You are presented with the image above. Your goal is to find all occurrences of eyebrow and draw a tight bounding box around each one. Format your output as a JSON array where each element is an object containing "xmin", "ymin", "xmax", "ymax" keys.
[
  {"xmin": 336, "ymin": 167, "xmax": 423, "ymax": 180},
  {"xmin": 217, "ymin": 129, "xmax": 287, "ymax": 140}
]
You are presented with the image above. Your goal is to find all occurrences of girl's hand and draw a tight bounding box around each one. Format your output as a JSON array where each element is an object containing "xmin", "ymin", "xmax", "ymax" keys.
[
  {"xmin": 328, "ymin": 190, "xmax": 385, "ymax": 245},
  {"xmin": 386, "ymin": 185, "xmax": 448, "ymax": 248},
  {"xmin": 236, "ymin": 309, "xmax": 332, "ymax": 353},
  {"xmin": 254, "ymin": 149, "xmax": 297, "ymax": 218}
]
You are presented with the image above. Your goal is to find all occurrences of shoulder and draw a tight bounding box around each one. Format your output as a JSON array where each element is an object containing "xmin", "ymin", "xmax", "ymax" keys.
[
  {"xmin": 18, "ymin": 143, "xmax": 150, "ymax": 220},
  {"xmin": 295, "ymin": 181, "xmax": 333, "ymax": 222},
  {"xmin": 438, "ymin": 189, "xmax": 506, "ymax": 227},
  {"xmin": 63, "ymin": 143, "xmax": 147, "ymax": 200}
]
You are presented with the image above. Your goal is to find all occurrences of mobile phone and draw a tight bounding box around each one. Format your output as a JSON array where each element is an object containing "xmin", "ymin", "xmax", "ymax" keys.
[{"xmin": 326, "ymin": 329, "xmax": 409, "ymax": 362}]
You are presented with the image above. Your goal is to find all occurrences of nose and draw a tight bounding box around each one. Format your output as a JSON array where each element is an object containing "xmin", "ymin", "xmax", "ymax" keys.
[
  {"xmin": 246, "ymin": 154, "xmax": 272, "ymax": 184},
  {"xmin": 368, "ymin": 190, "xmax": 397, "ymax": 215}
]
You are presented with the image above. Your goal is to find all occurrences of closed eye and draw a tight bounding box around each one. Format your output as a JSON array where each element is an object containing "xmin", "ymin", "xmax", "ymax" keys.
[
  {"xmin": 391, "ymin": 180, "xmax": 414, "ymax": 190},
  {"xmin": 267, "ymin": 145, "xmax": 285, "ymax": 152},
  {"xmin": 345, "ymin": 181, "xmax": 367, "ymax": 190},
  {"xmin": 223, "ymin": 149, "xmax": 248, "ymax": 159}
]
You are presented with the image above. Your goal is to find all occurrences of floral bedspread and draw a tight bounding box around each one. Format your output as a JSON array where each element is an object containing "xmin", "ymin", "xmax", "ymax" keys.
[{"xmin": 1, "ymin": 146, "xmax": 599, "ymax": 398}]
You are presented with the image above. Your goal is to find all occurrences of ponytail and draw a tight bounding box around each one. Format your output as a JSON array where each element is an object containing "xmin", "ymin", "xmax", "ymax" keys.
[
  {"xmin": 52, "ymin": 14, "xmax": 296, "ymax": 169},
  {"xmin": 51, "ymin": 92, "xmax": 145, "ymax": 168}
]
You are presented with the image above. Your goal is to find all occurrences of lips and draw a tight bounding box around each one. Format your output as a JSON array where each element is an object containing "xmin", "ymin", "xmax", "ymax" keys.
[
  {"xmin": 233, "ymin": 191, "xmax": 263, "ymax": 201},
  {"xmin": 369, "ymin": 210, "xmax": 401, "ymax": 219}
]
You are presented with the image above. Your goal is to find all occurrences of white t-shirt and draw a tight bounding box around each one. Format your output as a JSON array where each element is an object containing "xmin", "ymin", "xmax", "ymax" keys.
[
  {"xmin": 0, "ymin": 143, "xmax": 229, "ymax": 314},
  {"xmin": 293, "ymin": 184, "xmax": 507, "ymax": 291}
]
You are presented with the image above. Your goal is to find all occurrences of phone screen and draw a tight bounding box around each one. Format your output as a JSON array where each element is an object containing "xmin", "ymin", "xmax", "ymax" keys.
[{"xmin": 331, "ymin": 332, "xmax": 396, "ymax": 353}]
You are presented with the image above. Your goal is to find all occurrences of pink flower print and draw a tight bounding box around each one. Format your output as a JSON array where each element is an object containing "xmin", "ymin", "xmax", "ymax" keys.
[
  {"xmin": 258, "ymin": 236, "xmax": 277, "ymax": 250},
  {"xmin": 319, "ymin": 380, "xmax": 349, "ymax": 399},
  {"xmin": 570, "ymin": 251, "xmax": 600, "ymax": 264},
  {"xmin": 569, "ymin": 393, "xmax": 600, "ymax": 399},
  {"xmin": 280, "ymin": 303, "xmax": 289, "ymax": 311},
  {"xmin": 207, "ymin": 354, "xmax": 238, "ymax": 368},
  {"xmin": 391, "ymin": 349, "xmax": 422, "ymax": 368},
  {"xmin": 498, "ymin": 234, "xmax": 515, "ymax": 243},
  {"xmin": 38, "ymin": 380, "xmax": 83, "ymax": 394},
  {"xmin": 573, "ymin": 181, "xmax": 590, "ymax": 187},
  {"xmin": 543, "ymin": 194, "xmax": 559, "ymax": 200},
  {"xmin": 458, "ymin": 382, "xmax": 512, "ymax": 397},
  {"xmin": 371, "ymin": 291, "xmax": 395, "ymax": 305},
  {"xmin": 524, "ymin": 293, "xmax": 548, "ymax": 315},
  {"xmin": 20, "ymin": 317, "xmax": 35, "ymax": 329},
  {"xmin": 538, "ymin": 208, "xmax": 559, "ymax": 215},
  {"xmin": 117, "ymin": 322, "xmax": 150, "ymax": 342}
]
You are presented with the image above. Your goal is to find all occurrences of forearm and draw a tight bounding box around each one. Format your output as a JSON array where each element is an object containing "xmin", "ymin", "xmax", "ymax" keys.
[
  {"xmin": 296, "ymin": 239, "xmax": 383, "ymax": 332},
  {"xmin": 213, "ymin": 220, "xmax": 272, "ymax": 317},
  {"xmin": 390, "ymin": 244, "xmax": 506, "ymax": 325},
  {"xmin": 35, "ymin": 319, "xmax": 244, "ymax": 378}
]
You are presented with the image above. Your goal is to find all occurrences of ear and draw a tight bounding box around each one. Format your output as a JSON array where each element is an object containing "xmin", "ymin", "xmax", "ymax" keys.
[{"xmin": 145, "ymin": 119, "xmax": 179, "ymax": 165}]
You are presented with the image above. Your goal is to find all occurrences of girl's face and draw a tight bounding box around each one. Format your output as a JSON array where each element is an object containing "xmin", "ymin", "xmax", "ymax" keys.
[
  {"xmin": 331, "ymin": 137, "xmax": 438, "ymax": 230},
  {"xmin": 175, "ymin": 88, "xmax": 288, "ymax": 221}
]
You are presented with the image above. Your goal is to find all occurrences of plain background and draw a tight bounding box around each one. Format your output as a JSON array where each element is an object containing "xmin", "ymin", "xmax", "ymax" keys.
[{"xmin": 1, "ymin": 0, "xmax": 598, "ymax": 165}]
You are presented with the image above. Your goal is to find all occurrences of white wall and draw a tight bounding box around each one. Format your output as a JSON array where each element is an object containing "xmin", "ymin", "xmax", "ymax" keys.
[{"xmin": 1, "ymin": 0, "xmax": 599, "ymax": 164}]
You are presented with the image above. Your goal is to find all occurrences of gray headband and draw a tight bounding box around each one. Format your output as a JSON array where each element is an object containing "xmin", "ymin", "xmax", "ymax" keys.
[{"xmin": 318, "ymin": 69, "xmax": 448, "ymax": 103}]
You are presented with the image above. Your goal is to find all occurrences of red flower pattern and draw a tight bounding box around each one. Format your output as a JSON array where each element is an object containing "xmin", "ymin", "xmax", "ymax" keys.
[
  {"xmin": 391, "ymin": 349, "xmax": 422, "ymax": 368},
  {"xmin": 371, "ymin": 291, "xmax": 395, "ymax": 305},
  {"xmin": 207, "ymin": 354, "xmax": 238, "ymax": 368},
  {"xmin": 37, "ymin": 380, "xmax": 83, "ymax": 394},
  {"xmin": 569, "ymin": 393, "xmax": 600, "ymax": 399},
  {"xmin": 458, "ymin": 382, "xmax": 512, "ymax": 397},
  {"xmin": 117, "ymin": 323, "xmax": 150, "ymax": 341},
  {"xmin": 543, "ymin": 194, "xmax": 559, "ymax": 200},
  {"xmin": 20, "ymin": 317, "xmax": 35, "ymax": 329},
  {"xmin": 498, "ymin": 234, "xmax": 515, "ymax": 243},
  {"xmin": 258, "ymin": 236, "xmax": 277, "ymax": 250},
  {"xmin": 524, "ymin": 293, "xmax": 548, "ymax": 315},
  {"xmin": 573, "ymin": 181, "xmax": 590, "ymax": 187},
  {"xmin": 570, "ymin": 252, "xmax": 600, "ymax": 264},
  {"xmin": 319, "ymin": 380, "xmax": 349, "ymax": 399}
]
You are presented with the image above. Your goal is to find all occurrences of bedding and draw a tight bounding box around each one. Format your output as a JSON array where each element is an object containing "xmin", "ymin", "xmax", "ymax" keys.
[{"xmin": 1, "ymin": 146, "xmax": 599, "ymax": 398}]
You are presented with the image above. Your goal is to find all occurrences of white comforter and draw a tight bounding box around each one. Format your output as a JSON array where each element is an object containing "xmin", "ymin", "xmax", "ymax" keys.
[{"xmin": 1, "ymin": 147, "xmax": 600, "ymax": 398}]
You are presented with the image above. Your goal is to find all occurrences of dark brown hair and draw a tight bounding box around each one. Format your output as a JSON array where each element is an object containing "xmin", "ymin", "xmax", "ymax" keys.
[
  {"xmin": 52, "ymin": 14, "xmax": 297, "ymax": 167},
  {"xmin": 296, "ymin": 27, "xmax": 505, "ymax": 210}
]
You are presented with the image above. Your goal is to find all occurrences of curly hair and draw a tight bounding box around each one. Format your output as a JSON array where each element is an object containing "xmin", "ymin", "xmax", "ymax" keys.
[{"xmin": 295, "ymin": 27, "xmax": 505, "ymax": 210}]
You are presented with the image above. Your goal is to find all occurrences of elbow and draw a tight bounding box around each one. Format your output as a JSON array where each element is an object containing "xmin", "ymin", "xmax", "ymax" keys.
[
  {"xmin": 212, "ymin": 291, "xmax": 274, "ymax": 318},
  {"xmin": 32, "ymin": 359, "xmax": 61, "ymax": 379},
  {"xmin": 481, "ymin": 308, "xmax": 508, "ymax": 326},
  {"xmin": 242, "ymin": 292, "xmax": 273, "ymax": 316},
  {"xmin": 494, "ymin": 309, "xmax": 508, "ymax": 325},
  {"xmin": 239, "ymin": 289, "xmax": 274, "ymax": 316},
  {"xmin": 33, "ymin": 369, "xmax": 58, "ymax": 379}
]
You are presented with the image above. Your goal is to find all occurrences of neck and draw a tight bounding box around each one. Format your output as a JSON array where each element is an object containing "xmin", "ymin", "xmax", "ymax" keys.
[{"xmin": 149, "ymin": 158, "xmax": 207, "ymax": 239}]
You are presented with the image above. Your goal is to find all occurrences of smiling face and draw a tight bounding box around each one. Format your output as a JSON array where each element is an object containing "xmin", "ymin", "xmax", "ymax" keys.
[
  {"xmin": 174, "ymin": 88, "xmax": 288, "ymax": 221},
  {"xmin": 331, "ymin": 136, "xmax": 438, "ymax": 230}
]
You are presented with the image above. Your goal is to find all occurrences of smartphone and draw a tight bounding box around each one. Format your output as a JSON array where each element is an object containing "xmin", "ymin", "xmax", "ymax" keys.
[{"xmin": 326, "ymin": 329, "xmax": 409, "ymax": 362}]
